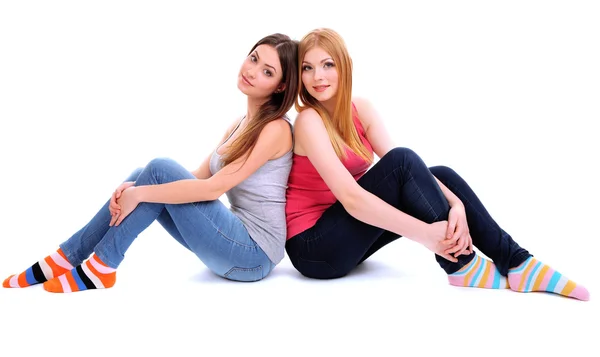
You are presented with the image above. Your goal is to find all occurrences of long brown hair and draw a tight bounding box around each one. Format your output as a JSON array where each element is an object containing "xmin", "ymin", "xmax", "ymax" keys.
[
  {"xmin": 296, "ymin": 28, "xmax": 372, "ymax": 163},
  {"xmin": 221, "ymin": 33, "xmax": 299, "ymax": 167}
]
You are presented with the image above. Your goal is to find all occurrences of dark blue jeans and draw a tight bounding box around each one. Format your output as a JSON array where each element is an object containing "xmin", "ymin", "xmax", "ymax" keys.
[{"xmin": 285, "ymin": 147, "xmax": 531, "ymax": 279}]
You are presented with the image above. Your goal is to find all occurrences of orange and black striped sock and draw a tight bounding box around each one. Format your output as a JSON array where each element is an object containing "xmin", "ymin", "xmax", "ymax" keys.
[
  {"xmin": 43, "ymin": 254, "xmax": 116, "ymax": 293},
  {"xmin": 3, "ymin": 248, "xmax": 74, "ymax": 288}
]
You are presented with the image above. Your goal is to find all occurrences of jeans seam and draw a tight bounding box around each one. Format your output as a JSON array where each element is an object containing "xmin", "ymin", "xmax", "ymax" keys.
[
  {"xmin": 299, "ymin": 256, "xmax": 338, "ymax": 275},
  {"xmin": 63, "ymin": 214, "xmax": 113, "ymax": 265},
  {"xmin": 303, "ymin": 164, "xmax": 441, "ymax": 243},
  {"xmin": 224, "ymin": 265, "xmax": 264, "ymax": 281},
  {"xmin": 405, "ymin": 169, "xmax": 442, "ymax": 220},
  {"xmin": 443, "ymin": 182, "xmax": 498, "ymax": 238},
  {"xmin": 189, "ymin": 202, "xmax": 257, "ymax": 249},
  {"xmin": 224, "ymin": 265, "xmax": 262, "ymax": 276},
  {"xmin": 368, "ymin": 164, "xmax": 442, "ymax": 220}
]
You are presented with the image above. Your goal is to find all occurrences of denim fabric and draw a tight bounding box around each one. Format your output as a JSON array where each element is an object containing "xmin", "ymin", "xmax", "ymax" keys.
[
  {"xmin": 285, "ymin": 147, "xmax": 530, "ymax": 279},
  {"xmin": 60, "ymin": 158, "xmax": 274, "ymax": 282}
]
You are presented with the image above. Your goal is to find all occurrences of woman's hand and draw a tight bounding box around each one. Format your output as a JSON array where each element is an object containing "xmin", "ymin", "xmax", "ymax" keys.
[
  {"xmin": 110, "ymin": 186, "xmax": 141, "ymax": 227},
  {"xmin": 443, "ymin": 202, "xmax": 473, "ymax": 258},
  {"xmin": 422, "ymin": 221, "xmax": 459, "ymax": 262},
  {"xmin": 109, "ymin": 181, "xmax": 135, "ymax": 219}
]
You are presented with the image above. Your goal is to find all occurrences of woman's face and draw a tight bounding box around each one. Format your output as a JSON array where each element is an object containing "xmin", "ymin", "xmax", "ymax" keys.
[
  {"xmin": 301, "ymin": 46, "xmax": 338, "ymax": 103},
  {"xmin": 238, "ymin": 44, "xmax": 284, "ymax": 99}
]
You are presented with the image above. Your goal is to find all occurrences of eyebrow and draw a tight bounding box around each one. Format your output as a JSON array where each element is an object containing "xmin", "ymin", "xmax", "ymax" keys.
[
  {"xmin": 302, "ymin": 57, "xmax": 333, "ymax": 65},
  {"xmin": 254, "ymin": 50, "xmax": 277, "ymax": 74}
]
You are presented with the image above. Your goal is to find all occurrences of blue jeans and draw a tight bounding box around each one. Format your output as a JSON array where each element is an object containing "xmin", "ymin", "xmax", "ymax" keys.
[
  {"xmin": 285, "ymin": 147, "xmax": 531, "ymax": 279},
  {"xmin": 59, "ymin": 157, "xmax": 274, "ymax": 282}
]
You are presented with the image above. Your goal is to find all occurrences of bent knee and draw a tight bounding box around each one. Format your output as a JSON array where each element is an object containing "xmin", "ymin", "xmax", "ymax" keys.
[
  {"xmin": 429, "ymin": 165, "xmax": 458, "ymax": 181},
  {"xmin": 382, "ymin": 147, "xmax": 422, "ymax": 167},
  {"xmin": 127, "ymin": 167, "xmax": 144, "ymax": 181},
  {"xmin": 147, "ymin": 157, "xmax": 176, "ymax": 169}
]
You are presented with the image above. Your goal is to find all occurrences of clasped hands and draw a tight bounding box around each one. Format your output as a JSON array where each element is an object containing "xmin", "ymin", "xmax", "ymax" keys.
[
  {"xmin": 423, "ymin": 202, "xmax": 473, "ymax": 263},
  {"xmin": 107, "ymin": 182, "xmax": 473, "ymax": 263},
  {"xmin": 108, "ymin": 181, "xmax": 140, "ymax": 227}
]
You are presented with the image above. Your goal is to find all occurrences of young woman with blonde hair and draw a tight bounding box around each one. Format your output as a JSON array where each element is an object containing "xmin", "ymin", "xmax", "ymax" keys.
[{"xmin": 284, "ymin": 28, "xmax": 589, "ymax": 301}]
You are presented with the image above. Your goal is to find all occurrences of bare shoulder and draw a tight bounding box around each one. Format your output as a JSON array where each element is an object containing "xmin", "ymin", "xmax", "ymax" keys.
[
  {"xmin": 257, "ymin": 117, "xmax": 293, "ymax": 158},
  {"xmin": 261, "ymin": 117, "xmax": 292, "ymax": 137},
  {"xmin": 294, "ymin": 108, "xmax": 324, "ymax": 132},
  {"xmin": 352, "ymin": 96, "xmax": 374, "ymax": 110},
  {"xmin": 352, "ymin": 96, "xmax": 379, "ymax": 129},
  {"xmin": 292, "ymin": 108, "xmax": 328, "ymax": 156}
]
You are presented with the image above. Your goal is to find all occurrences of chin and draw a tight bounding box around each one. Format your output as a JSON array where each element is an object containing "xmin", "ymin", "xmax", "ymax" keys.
[
  {"xmin": 311, "ymin": 92, "xmax": 334, "ymax": 102},
  {"xmin": 237, "ymin": 82, "xmax": 250, "ymax": 95}
]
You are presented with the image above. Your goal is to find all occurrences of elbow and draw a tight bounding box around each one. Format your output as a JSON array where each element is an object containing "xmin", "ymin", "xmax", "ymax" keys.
[
  {"xmin": 199, "ymin": 178, "xmax": 225, "ymax": 201},
  {"xmin": 338, "ymin": 188, "xmax": 363, "ymax": 216},
  {"xmin": 205, "ymin": 187, "xmax": 224, "ymax": 201}
]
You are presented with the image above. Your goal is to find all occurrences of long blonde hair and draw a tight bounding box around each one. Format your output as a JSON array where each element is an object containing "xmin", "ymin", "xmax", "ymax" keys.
[{"xmin": 296, "ymin": 28, "xmax": 372, "ymax": 163}]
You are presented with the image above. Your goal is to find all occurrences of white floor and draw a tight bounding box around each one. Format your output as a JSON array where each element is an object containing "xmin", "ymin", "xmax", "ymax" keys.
[
  {"xmin": 1, "ymin": 1, "xmax": 599, "ymax": 356},
  {"xmin": 2, "ymin": 221, "xmax": 598, "ymax": 357}
]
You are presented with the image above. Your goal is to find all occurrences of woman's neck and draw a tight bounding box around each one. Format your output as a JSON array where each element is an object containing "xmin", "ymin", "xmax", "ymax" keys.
[{"xmin": 246, "ymin": 96, "xmax": 267, "ymax": 122}]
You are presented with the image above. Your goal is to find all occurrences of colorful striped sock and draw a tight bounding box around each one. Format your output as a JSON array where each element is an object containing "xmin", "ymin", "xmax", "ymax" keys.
[
  {"xmin": 448, "ymin": 254, "xmax": 508, "ymax": 289},
  {"xmin": 43, "ymin": 254, "xmax": 116, "ymax": 293},
  {"xmin": 508, "ymin": 257, "xmax": 589, "ymax": 301},
  {"xmin": 3, "ymin": 248, "xmax": 74, "ymax": 288}
]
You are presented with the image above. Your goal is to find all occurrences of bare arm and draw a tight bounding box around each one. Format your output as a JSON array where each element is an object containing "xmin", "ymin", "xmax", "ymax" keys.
[
  {"xmin": 111, "ymin": 119, "xmax": 234, "ymax": 217},
  {"xmin": 353, "ymin": 97, "xmax": 396, "ymax": 159},
  {"xmin": 294, "ymin": 108, "xmax": 430, "ymax": 244},
  {"xmin": 135, "ymin": 119, "xmax": 291, "ymax": 204},
  {"xmin": 190, "ymin": 155, "xmax": 212, "ymax": 179},
  {"xmin": 355, "ymin": 97, "xmax": 462, "ymax": 208}
]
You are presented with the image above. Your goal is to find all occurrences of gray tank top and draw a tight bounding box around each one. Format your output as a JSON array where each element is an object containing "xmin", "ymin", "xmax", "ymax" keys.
[{"xmin": 209, "ymin": 116, "xmax": 293, "ymax": 264}]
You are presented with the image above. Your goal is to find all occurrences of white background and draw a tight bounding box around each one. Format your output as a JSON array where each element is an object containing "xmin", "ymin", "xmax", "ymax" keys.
[{"xmin": 1, "ymin": 1, "xmax": 598, "ymax": 356}]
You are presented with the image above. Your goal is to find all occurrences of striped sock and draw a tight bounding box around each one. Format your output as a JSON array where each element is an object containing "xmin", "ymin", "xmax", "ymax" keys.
[
  {"xmin": 448, "ymin": 254, "xmax": 508, "ymax": 289},
  {"xmin": 3, "ymin": 248, "xmax": 74, "ymax": 288},
  {"xmin": 508, "ymin": 257, "xmax": 590, "ymax": 301},
  {"xmin": 43, "ymin": 254, "xmax": 116, "ymax": 293}
]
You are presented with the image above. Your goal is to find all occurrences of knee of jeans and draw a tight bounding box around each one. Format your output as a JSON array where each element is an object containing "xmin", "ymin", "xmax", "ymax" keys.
[
  {"xmin": 384, "ymin": 147, "xmax": 419, "ymax": 167},
  {"xmin": 224, "ymin": 265, "xmax": 266, "ymax": 282},
  {"xmin": 146, "ymin": 157, "xmax": 180, "ymax": 180},
  {"xmin": 147, "ymin": 157, "xmax": 175, "ymax": 170},
  {"xmin": 429, "ymin": 165, "xmax": 457, "ymax": 181},
  {"xmin": 131, "ymin": 167, "xmax": 144, "ymax": 179}
]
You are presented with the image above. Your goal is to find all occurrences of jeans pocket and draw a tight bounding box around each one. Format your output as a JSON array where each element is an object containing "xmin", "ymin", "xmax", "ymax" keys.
[
  {"xmin": 297, "ymin": 257, "xmax": 338, "ymax": 279},
  {"xmin": 224, "ymin": 265, "xmax": 264, "ymax": 282}
]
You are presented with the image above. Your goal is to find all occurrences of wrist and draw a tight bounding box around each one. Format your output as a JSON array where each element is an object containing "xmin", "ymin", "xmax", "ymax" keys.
[
  {"xmin": 132, "ymin": 186, "xmax": 145, "ymax": 203},
  {"xmin": 449, "ymin": 199, "xmax": 463, "ymax": 209},
  {"xmin": 409, "ymin": 221, "xmax": 431, "ymax": 245}
]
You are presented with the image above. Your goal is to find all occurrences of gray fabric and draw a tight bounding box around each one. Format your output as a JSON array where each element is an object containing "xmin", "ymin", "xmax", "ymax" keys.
[{"xmin": 209, "ymin": 117, "xmax": 292, "ymax": 264}]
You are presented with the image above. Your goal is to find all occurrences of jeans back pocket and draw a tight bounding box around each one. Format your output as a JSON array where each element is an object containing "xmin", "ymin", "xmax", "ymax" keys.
[{"xmin": 224, "ymin": 265, "xmax": 264, "ymax": 282}]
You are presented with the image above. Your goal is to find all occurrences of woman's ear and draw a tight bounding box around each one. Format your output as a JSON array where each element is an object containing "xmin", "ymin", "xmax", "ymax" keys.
[{"xmin": 275, "ymin": 84, "xmax": 286, "ymax": 93}]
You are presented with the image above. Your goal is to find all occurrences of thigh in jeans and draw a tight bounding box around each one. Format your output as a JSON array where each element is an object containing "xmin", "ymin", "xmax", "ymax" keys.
[
  {"xmin": 292, "ymin": 202, "xmax": 390, "ymax": 279},
  {"xmin": 289, "ymin": 148, "xmax": 452, "ymax": 278},
  {"xmin": 156, "ymin": 209, "xmax": 191, "ymax": 251},
  {"xmin": 164, "ymin": 200, "xmax": 274, "ymax": 282}
]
